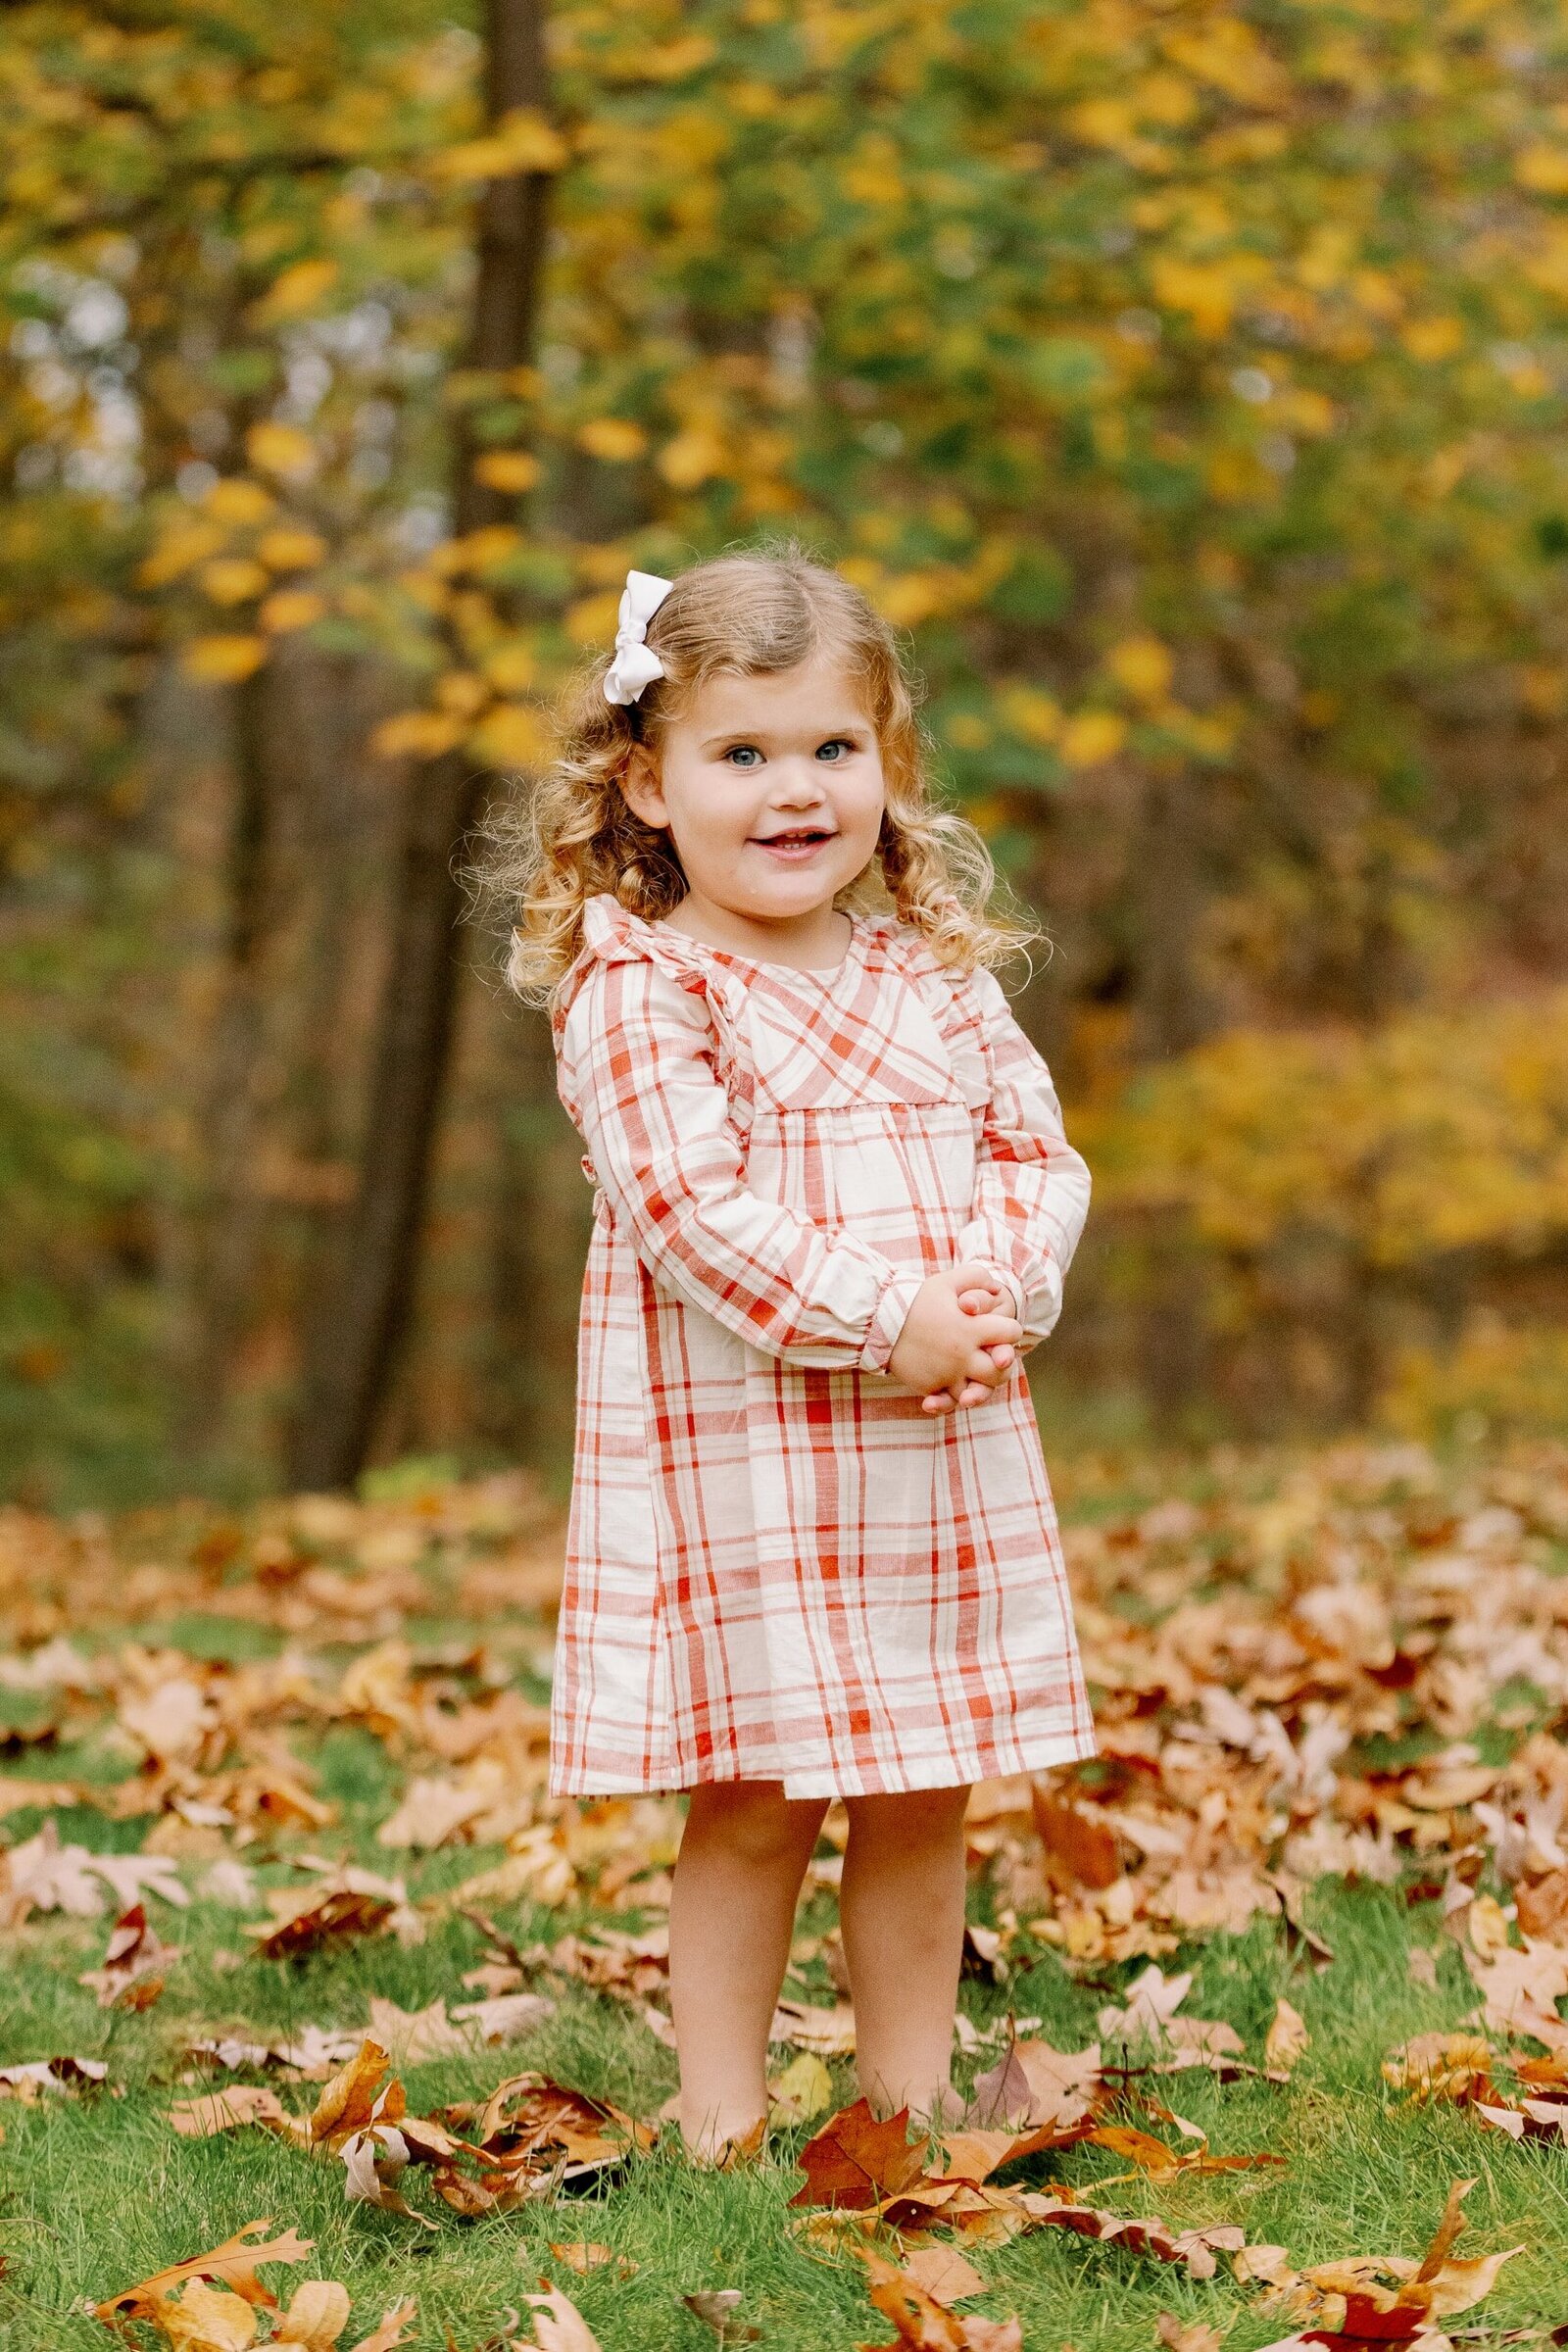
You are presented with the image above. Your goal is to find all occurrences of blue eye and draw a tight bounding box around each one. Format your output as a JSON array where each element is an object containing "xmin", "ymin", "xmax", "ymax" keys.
[
  {"xmin": 816, "ymin": 739, "xmax": 854, "ymax": 760},
  {"xmin": 724, "ymin": 745, "xmax": 761, "ymax": 767}
]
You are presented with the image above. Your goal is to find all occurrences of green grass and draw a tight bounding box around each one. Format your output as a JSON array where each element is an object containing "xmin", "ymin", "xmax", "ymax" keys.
[{"xmin": 1, "ymin": 1867, "xmax": 1563, "ymax": 2349}]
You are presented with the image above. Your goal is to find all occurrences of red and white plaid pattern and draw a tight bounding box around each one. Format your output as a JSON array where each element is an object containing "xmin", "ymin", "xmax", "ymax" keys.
[{"xmin": 547, "ymin": 892, "xmax": 1096, "ymax": 1798}]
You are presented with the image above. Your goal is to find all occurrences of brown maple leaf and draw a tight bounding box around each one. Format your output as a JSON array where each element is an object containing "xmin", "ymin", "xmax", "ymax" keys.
[{"xmin": 790, "ymin": 2098, "xmax": 931, "ymax": 2210}]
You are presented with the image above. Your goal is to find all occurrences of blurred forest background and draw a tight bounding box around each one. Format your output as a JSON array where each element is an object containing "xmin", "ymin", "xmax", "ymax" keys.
[{"xmin": 6, "ymin": 0, "xmax": 1568, "ymax": 1512}]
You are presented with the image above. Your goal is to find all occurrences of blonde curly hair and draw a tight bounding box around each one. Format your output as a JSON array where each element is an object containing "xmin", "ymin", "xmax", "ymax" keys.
[{"xmin": 480, "ymin": 538, "xmax": 1041, "ymax": 1005}]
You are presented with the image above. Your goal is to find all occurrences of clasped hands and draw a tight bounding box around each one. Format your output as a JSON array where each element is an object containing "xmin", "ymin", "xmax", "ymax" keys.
[{"xmin": 886, "ymin": 1262, "xmax": 1022, "ymax": 1417}]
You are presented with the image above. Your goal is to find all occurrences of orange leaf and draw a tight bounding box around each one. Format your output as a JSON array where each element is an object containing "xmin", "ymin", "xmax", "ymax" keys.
[
  {"xmin": 790, "ymin": 2098, "xmax": 930, "ymax": 2210},
  {"xmin": 1032, "ymin": 1790, "xmax": 1120, "ymax": 1888},
  {"xmin": 94, "ymin": 2220, "xmax": 314, "ymax": 2328}
]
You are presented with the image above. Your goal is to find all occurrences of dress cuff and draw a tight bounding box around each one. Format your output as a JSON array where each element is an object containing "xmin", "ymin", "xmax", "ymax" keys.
[
  {"xmin": 986, "ymin": 1266, "xmax": 1026, "ymax": 1326},
  {"xmin": 858, "ymin": 1266, "xmax": 926, "ymax": 1377}
]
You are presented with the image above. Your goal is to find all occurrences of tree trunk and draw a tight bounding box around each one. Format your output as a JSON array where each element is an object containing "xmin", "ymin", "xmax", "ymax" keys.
[
  {"xmin": 177, "ymin": 659, "xmax": 291, "ymax": 1457},
  {"xmin": 289, "ymin": 0, "xmax": 555, "ymax": 1489}
]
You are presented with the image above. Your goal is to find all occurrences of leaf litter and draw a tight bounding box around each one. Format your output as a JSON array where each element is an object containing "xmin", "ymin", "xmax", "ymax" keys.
[{"xmin": 2, "ymin": 1448, "xmax": 1566, "ymax": 2338}]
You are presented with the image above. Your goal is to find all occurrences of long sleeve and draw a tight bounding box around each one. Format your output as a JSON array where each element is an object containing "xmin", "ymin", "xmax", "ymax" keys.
[
  {"xmin": 952, "ymin": 965, "xmax": 1092, "ymax": 1349},
  {"xmin": 562, "ymin": 956, "xmax": 926, "ymax": 1373}
]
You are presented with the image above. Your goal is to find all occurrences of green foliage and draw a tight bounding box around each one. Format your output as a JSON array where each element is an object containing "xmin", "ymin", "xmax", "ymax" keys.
[{"xmin": 6, "ymin": 0, "xmax": 1568, "ymax": 1493}]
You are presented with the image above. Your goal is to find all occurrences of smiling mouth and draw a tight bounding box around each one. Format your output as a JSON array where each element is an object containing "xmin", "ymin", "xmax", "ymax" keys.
[{"xmin": 753, "ymin": 827, "xmax": 837, "ymax": 848}]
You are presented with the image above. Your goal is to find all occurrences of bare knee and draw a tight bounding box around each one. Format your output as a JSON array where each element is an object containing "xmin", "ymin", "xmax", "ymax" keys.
[
  {"xmin": 683, "ymin": 1780, "xmax": 827, "ymax": 1871},
  {"xmin": 845, "ymin": 1785, "xmax": 970, "ymax": 1852}
]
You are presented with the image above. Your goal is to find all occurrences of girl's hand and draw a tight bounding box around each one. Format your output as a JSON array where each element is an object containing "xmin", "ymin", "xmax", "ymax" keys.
[
  {"xmin": 919, "ymin": 1275, "xmax": 1018, "ymax": 1415},
  {"xmin": 887, "ymin": 1265, "xmax": 1021, "ymax": 1410}
]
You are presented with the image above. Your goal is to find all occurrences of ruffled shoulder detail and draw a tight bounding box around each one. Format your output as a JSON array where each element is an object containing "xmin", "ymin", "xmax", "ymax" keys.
[
  {"xmin": 554, "ymin": 894, "xmax": 721, "ymax": 1025},
  {"xmin": 874, "ymin": 920, "xmax": 992, "ymax": 1115},
  {"xmin": 554, "ymin": 892, "xmax": 755, "ymax": 1131}
]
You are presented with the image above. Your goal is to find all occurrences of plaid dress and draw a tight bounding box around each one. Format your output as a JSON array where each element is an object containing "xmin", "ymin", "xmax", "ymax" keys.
[{"xmin": 548, "ymin": 891, "xmax": 1096, "ymax": 1799}]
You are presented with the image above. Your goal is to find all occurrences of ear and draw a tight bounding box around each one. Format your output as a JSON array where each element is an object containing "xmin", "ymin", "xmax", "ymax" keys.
[{"xmin": 619, "ymin": 740, "xmax": 668, "ymax": 831}]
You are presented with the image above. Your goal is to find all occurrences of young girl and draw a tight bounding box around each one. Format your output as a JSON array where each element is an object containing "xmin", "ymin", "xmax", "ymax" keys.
[{"xmin": 499, "ymin": 545, "xmax": 1095, "ymax": 2160}]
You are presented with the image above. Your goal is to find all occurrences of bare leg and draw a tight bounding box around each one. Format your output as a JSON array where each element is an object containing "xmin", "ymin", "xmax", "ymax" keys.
[
  {"xmin": 668, "ymin": 1780, "xmax": 829, "ymax": 2158},
  {"xmin": 840, "ymin": 1785, "xmax": 970, "ymax": 2127}
]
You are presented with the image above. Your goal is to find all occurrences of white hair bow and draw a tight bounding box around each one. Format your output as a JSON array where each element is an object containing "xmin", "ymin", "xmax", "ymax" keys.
[{"xmin": 603, "ymin": 568, "xmax": 674, "ymax": 706}]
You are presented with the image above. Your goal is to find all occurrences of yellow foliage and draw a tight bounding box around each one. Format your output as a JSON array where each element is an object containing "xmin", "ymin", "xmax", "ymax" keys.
[
  {"xmin": 181, "ymin": 635, "xmax": 268, "ymax": 685},
  {"xmin": 945, "ymin": 712, "xmax": 992, "ymax": 750},
  {"xmin": 1382, "ymin": 1320, "xmax": 1568, "ymax": 1444},
  {"xmin": 204, "ymin": 480, "xmax": 275, "ymax": 527},
  {"xmin": 471, "ymin": 450, "xmax": 542, "ymax": 493},
  {"xmin": 576, "ymin": 418, "xmax": 648, "ymax": 463},
  {"xmin": 564, "ymin": 589, "xmax": 622, "ymax": 648},
  {"xmin": 199, "ymin": 558, "xmax": 269, "ymax": 608},
  {"xmin": 1148, "ymin": 256, "xmax": 1243, "ymax": 340},
  {"xmin": 247, "ymin": 258, "xmax": 339, "ymax": 325},
  {"xmin": 432, "ymin": 107, "xmax": 569, "ymax": 182},
  {"xmin": 370, "ymin": 710, "xmax": 466, "ymax": 760},
  {"xmin": 999, "ymin": 686, "xmax": 1062, "ymax": 745},
  {"xmin": 433, "ymin": 671, "xmax": 489, "ymax": 716},
  {"xmin": 483, "ymin": 642, "xmax": 537, "ymax": 694},
  {"xmin": 245, "ymin": 421, "xmax": 318, "ymax": 483},
  {"xmin": 469, "ymin": 702, "xmax": 553, "ymax": 769},
  {"xmin": 137, "ymin": 518, "xmax": 226, "ymax": 588},
  {"xmin": 256, "ymin": 528, "xmax": 327, "ymax": 573},
  {"xmin": 1514, "ymin": 144, "xmax": 1568, "ymax": 196},
  {"xmin": 1162, "ymin": 17, "xmax": 1289, "ymax": 108},
  {"xmin": 874, "ymin": 571, "xmax": 949, "ymax": 628},
  {"xmin": 1401, "ymin": 316, "xmax": 1465, "ymax": 364},
  {"xmin": 842, "ymin": 133, "xmax": 906, "ymax": 206},
  {"xmin": 435, "ymin": 526, "xmax": 521, "ymax": 578},
  {"xmin": 259, "ymin": 589, "xmax": 326, "ymax": 634},
  {"xmin": 657, "ymin": 427, "xmax": 726, "ymax": 489},
  {"xmin": 1059, "ymin": 710, "xmax": 1128, "ymax": 768},
  {"xmin": 1088, "ymin": 991, "xmax": 1568, "ymax": 1270},
  {"xmin": 1105, "ymin": 635, "xmax": 1174, "ymax": 702}
]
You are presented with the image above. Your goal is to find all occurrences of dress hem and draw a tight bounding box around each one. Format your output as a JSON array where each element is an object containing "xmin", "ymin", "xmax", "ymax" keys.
[{"xmin": 547, "ymin": 1725, "xmax": 1099, "ymax": 1803}]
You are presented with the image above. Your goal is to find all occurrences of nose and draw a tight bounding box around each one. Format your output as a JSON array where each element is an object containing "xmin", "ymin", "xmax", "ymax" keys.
[{"xmin": 768, "ymin": 758, "xmax": 831, "ymax": 808}]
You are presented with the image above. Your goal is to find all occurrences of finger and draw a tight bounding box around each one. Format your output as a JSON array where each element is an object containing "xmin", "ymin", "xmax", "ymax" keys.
[
  {"xmin": 961, "ymin": 1347, "xmax": 1012, "ymax": 1387},
  {"xmin": 953, "ymin": 1261, "xmax": 1010, "ymax": 1293},
  {"xmin": 962, "ymin": 1313, "xmax": 1022, "ymax": 1347},
  {"xmin": 956, "ymin": 1286, "xmax": 1003, "ymax": 1314},
  {"xmin": 921, "ymin": 1390, "xmax": 956, "ymax": 1415}
]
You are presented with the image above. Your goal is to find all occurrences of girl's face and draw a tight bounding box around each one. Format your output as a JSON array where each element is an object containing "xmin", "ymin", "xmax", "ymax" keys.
[{"xmin": 620, "ymin": 657, "xmax": 887, "ymax": 935}]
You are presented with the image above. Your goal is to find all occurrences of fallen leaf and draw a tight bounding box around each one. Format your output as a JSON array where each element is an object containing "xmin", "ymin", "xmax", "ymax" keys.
[
  {"xmin": 309, "ymin": 2039, "xmax": 401, "ymax": 2146},
  {"xmin": 348, "ymin": 2302, "xmax": 416, "ymax": 2352},
  {"xmin": 95, "ymin": 2221, "xmax": 314, "ymax": 2329},
  {"xmin": 550, "ymin": 2242, "xmax": 638, "ymax": 2280},
  {"xmin": 520, "ymin": 2282, "xmax": 604, "ymax": 2351},
  {"xmin": 790, "ymin": 2099, "xmax": 930, "ymax": 2210},
  {"xmin": 79, "ymin": 1903, "xmax": 181, "ymax": 2009},
  {"xmin": 1033, "ymin": 1789, "xmax": 1121, "ymax": 1889},
  {"xmin": 682, "ymin": 2287, "xmax": 763, "ymax": 2344},
  {"xmin": 158, "ymin": 2278, "xmax": 259, "ymax": 2348},
  {"xmin": 900, "ymin": 2246, "xmax": 987, "ymax": 2306},
  {"xmin": 168, "ymin": 2086, "xmax": 291, "ymax": 2139},
  {"xmin": 1265, "ymin": 1997, "xmax": 1309, "ymax": 2077},
  {"xmin": 1157, "ymin": 2318, "xmax": 1224, "ymax": 2352},
  {"xmin": 0, "ymin": 2054, "xmax": 108, "ymax": 2100},
  {"xmin": 770, "ymin": 1996, "xmax": 858, "ymax": 2055},
  {"xmin": 1382, "ymin": 2034, "xmax": 1494, "ymax": 2105},
  {"xmin": 274, "ymin": 2279, "xmax": 352, "ymax": 2347},
  {"xmin": 769, "ymin": 2050, "xmax": 835, "ymax": 2125},
  {"xmin": 966, "ymin": 2034, "xmax": 1102, "ymax": 2130},
  {"xmin": 856, "ymin": 2248, "xmax": 968, "ymax": 2349},
  {"xmin": 245, "ymin": 1884, "xmax": 393, "ymax": 1961}
]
